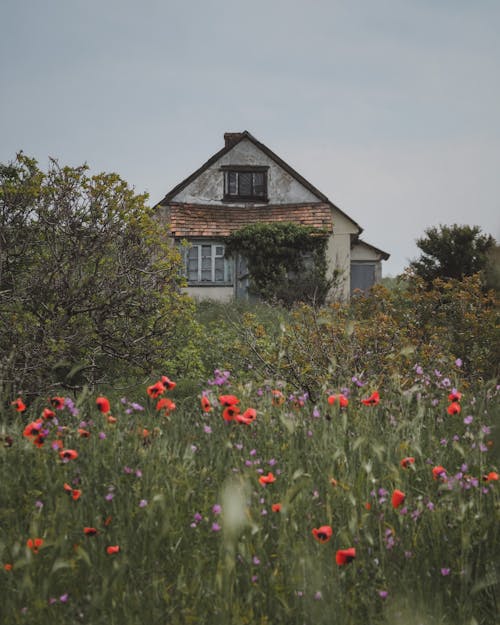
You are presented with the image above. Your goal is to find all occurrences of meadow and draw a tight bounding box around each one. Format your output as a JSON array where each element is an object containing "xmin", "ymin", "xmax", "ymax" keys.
[{"xmin": 1, "ymin": 363, "xmax": 499, "ymax": 625}]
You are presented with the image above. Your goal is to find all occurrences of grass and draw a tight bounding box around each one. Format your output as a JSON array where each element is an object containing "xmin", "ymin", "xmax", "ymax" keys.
[{"xmin": 1, "ymin": 367, "xmax": 499, "ymax": 624}]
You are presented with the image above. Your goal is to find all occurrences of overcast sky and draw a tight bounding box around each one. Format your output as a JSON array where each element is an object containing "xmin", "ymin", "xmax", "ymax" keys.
[{"xmin": 1, "ymin": 0, "xmax": 499, "ymax": 275}]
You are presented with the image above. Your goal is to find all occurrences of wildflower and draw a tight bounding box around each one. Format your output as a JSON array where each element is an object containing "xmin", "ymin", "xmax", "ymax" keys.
[
  {"xmin": 96, "ymin": 397, "xmax": 111, "ymax": 414},
  {"xmin": 59, "ymin": 594, "xmax": 69, "ymax": 603},
  {"xmin": 98, "ymin": 432, "xmax": 106, "ymax": 440},
  {"xmin": 311, "ymin": 525, "xmax": 333, "ymax": 543},
  {"xmin": 271, "ymin": 390, "xmax": 285, "ymax": 406},
  {"xmin": 11, "ymin": 397, "xmax": 26, "ymax": 412},
  {"xmin": 455, "ymin": 358, "xmax": 463, "ymax": 367},
  {"xmin": 160, "ymin": 375, "xmax": 176, "ymax": 391},
  {"xmin": 147, "ymin": 381, "xmax": 166, "ymax": 399},
  {"xmin": 447, "ymin": 402, "xmax": 461, "ymax": 415},
  {"xmin": 378, "ymin": 590, "xmax": 388, "ymax": 600},
  {"xmin": 78, "ymin": 428, "xmax": 91, "ymax": 438},
  {"xmin": 463, "ymin": 415, "xmax": 473, "ymax": 425},
  {"xmin": 218, "ymin": 394, "xmax": 239, "ymax": 407},
  {"xmin": 211, "ymin": 522, "xmax": 221, "ymax": 532},
  {"xmin": 51, "ymin": 396, "xmax": 65, "ymax": 410},
  {"xmin": 336, "ymin": 547, "xmax": 356, "ymax": 565},
  {"xmin": 63, "ymin": 483, "xmax": 81, "ymax": 501},
  {"xmin": 400, "ymin": 457, "xmax": 415, "ymax": 468},
  {"xmin": 212, "ymin": 504, "xmax": 222, "ymax": 515},
  {"xmin": 259, "ymin": 472, "xmax": 276, "ymax": 485},
  {"xmin": 59, "ymin": 449, "xmax": 78, "ymax": 461},
  {"xmin": 35, "ymin": 500, "xmax": 44, "ymax": 509},
  {"xmin": 106, "ymin": 545, "xmax": 120, "ymax": 555},
  {"xmin": 201, "ymin": 396, "xmax": 212, "ymax": 412},
  {"xmin": 222, "ymin": 405, "xmax": 240, "ymax": 421},
  {"xmin": 4, "ymin": 563, "xmax": 13, "ymax": 571},
  {"xmin": 327, "ymin": 394, "xmax": 349, "ymax": 408},
  {"xmin": 156, "ymin": 397, "xmax": 176, "ymax": 414},
  {"xmin": 236, "ymin": 408, "xmax": 257, "ymax": 425},
  {"xmin": 364, "ymin": 502, "xmax": 371, "ymax": 511},
  {"xmin": 83, "ymin": 527, "xmax": 98, "ymax": 535},
  {"xmin": 23, "ymin": 419, "xmax": 43, "ymax": 439},
  {"xmin": 271, "ymin": 503, "xmax": 282, "ymax": 512},
  {"xmin": 107, "ymin": 415, "xmax": 117, "ymax": 424},
  {"xmin": 432, "ymin": 466, "xmax": 447, "ymax": 480},
  {"xmin": 391, "ymin": 490, "xmax": 406, "ymax": 509},
  {"xmin": 448, "ymin": 390, "xmax": 462, "ymax": 402},
  {"xmin": 27, "ymin": 538, "xmax": 44, "ymax": 554},
  {"xmin": 314, "ymin": 591, "xmax": 323, "ymax": 600},
  {"xmin": 139, "ymin": 499, "xmax": 148, "ymax": 508},
  {"xmin": 203, "ymin": 425, "xmax": 212, "ymax": 434},
  {"xmin": 42, "ymin": 408, "xmax": 55, "ymax": 420},
  {"xmin": 483, "ymin": 472, "xmax": 499, "ymax": 483},
  {"xmin": 361, "ymin": 391, "xmax": 380, "ymax": 406},
  {"xmin": 440, "ymin": 568, "xmax": 451, "ymax": 576}
]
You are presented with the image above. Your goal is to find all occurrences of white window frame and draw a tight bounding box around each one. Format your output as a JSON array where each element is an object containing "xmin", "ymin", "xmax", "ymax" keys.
[{"xmin": 185, "ymin": 242, "xmax": 233, "ymax": 285}]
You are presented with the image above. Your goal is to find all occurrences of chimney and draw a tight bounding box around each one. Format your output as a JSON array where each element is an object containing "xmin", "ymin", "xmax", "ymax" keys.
[{"xmin": 224, "ymin": 132, "xmax": 244, "ymax": 148}]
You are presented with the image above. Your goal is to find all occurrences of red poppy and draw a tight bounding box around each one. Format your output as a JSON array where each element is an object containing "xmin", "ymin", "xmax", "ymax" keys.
[
  {"xmin": 336, "ymin": 547, "xmax": 356, "ymax": 565},
  {"xmin": 327, "ymin": 394, "xmax": 349, "ymax": 408},
  {"xmin": 271, "ymin": 390, "xmax": 285, "ymax": 406},
  {"xmin": 361, "ymin": 391, "xmax": 380, "ymax": 406},
  {"xmin": 53, "ymin": 439, "xmax": 63, "ymax": 449},
  {"xmin": 201, "ymin": 396, "xmax": 213, "ymax": 412},
  {"xmin": 364, "ymin": 502, "xmax": 371, "ymax": 511},
  {"xmin": 447, "ymin": 402, "xmax": 461, "ymax": 415},
  {"xmin": 42, "ymin": 408, "xmax": 56, "ymax": 420},
  {"xmin": 78, "ymin": 428, "xmax": 91, "ymax": 438},
  {"xmin": 448, "ymin": 390, "xmax": 462, "ymax": 402},
  {"xmin": 156, "ymin": 398, "xmax": 176, "ymax": 414},
  {"xmin": 236, "ymin": 408, "xmax": 257, "ymax": 424},
  {"xmin": 330, "ymin": 477, "xmax": 338, "ymax": 487},
  {"xmin": 432, "ymin": 465, "xmax": 447, "ymax": 480},
  {"xmin": 312, "ymin": 525, "xmax": 333, "ymax": 543},
  {"xmin": 96, "ymin": 396, "xmax": 111, "ymax": 414},
  {"xmin": 11, "ymin": 397, "xmax": 26, "ymax": 412},
  {"xmin": 259, "ymin": 472, "xmax": 276, "ymax": 486},
  {"xmin": 161, "ymin": 375, "xmax": 176, "ymax": 391},
  {"xmin": 60, "ymin": 449, "xmax": 78, "ymax": 461},
  {"xmin": 147, "ymin": 381, "xmax": 166, "ymax": 398},
  {"xmin": 391, "ymin": 489, "xmax": 406, "ymax": 509},
  {"xmin": 400, "ymin": 457, "xmax": 415, "ymax": 468},
  {"xmin": 63, "ymin": 482, "xmax": 81, "ymax": 500},
  {"xmin": 103, "ymin": 515, "xmax": 112, "ymax": 527},
  {"xmin": 3, "ymin": 563, "xmax": 13, "ymax": 571},
  {"xmin": 33, "ymin": 434, "xmax": 46, "ymax": 448},
  {"xmin": 51, "ymin": 396, "xmax": 65, "ymax": 410},
  {"xmin": 27, "ymin": 538, "xmax": 44, "ymax": 554},
  {"xmin": 483, "ymin": 471, "xmax": 499, "ymax": 483},
  {"xmin": 222, "ymin": 405, "xmax": 240, "ymax": 422},
  {"xmin": 218, "ymin": 394, "xmax": 240, "ymax": 407},
  {"xmin": 106, "ymin": 545, "xmax": 120, "ymax": 555},
  {"xmin": 107, "ymin": 415, "xmax": 117, "ymax": 424},
  {"xmin": 83, "ymin": 527, "xmax": 98, "ymax": 535},
  {"xmin": 271, "ymin": 503, "xmax": 282, "ymax": 512}
]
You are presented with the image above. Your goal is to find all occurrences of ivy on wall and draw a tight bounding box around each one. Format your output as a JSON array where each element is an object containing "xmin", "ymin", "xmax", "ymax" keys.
[{"xmin": 225, "ymin": 222, "xmax": 335, "ymax": 306}]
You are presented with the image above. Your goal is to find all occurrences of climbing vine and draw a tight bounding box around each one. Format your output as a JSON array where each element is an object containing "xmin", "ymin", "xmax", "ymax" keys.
[{"xmin": 225, "ymin": 222, "xmax": 335, "ymax": 306}]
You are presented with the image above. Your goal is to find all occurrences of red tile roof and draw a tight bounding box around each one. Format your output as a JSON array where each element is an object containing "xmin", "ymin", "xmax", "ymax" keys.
[{"xmin": 164, "ymin": 202, "xmax": 334, "ymax": 238}]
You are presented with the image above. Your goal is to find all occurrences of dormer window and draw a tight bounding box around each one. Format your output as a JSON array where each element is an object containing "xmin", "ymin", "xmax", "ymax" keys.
[{"xmin": 222, "ymin": 166, "xmax": 268, "ymax": 201}]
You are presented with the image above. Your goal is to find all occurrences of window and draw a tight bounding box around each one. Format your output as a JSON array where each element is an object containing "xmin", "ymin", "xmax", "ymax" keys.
[
  {"xmin": 222, "ymin": 166, "xmax": 268, "ymax": 201},
  {"xmin": 185, "ymin": 243, "xmax": 233, "ymax": 284}
]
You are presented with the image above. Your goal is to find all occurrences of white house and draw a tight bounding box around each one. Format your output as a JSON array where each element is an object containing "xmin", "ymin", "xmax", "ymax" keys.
[{"xmin": 156, "ymin": 131, "xmax": 389, "ymax": 301}]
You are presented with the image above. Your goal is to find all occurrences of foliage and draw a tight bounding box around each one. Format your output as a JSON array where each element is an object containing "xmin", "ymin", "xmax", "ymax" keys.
[
  {"xmin": 409, "ymin": 224, "xmax": 496, "ymax": 285},
  {"xmin": 225, "ymin": 222, "xmax": 334, "ymax": 307},
  {"xmin": 1, "ymin": 371, "xmax": 499, "ymax": 624},
  {"xmin": 0, "ymin": 153, "xmax": 196, "ymax": 397}
]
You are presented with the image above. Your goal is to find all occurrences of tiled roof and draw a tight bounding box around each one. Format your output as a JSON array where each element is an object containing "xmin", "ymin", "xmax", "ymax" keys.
[{"xmin": 164, "ymin": 202, "xmax": 334, "ymax": 238}]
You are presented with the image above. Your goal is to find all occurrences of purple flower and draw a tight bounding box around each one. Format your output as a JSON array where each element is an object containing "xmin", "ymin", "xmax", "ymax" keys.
[
  {"xmin": 99, "ymin": 432, "xmax": 106, "ymax": 440},
  {"xmin": 314, "ymin": 591, "xmax": 323, "ymax": 600},
  {"xmin": 212, "ymin": 504, "xmax": 222, "ymax": 515},
  {"xmin": 312, "ymin": 407, "xmax": 320, "ymax": 418},
  {"xmin": 463, "ymin": 415, "xmax": 473, "ymax": 425},
  {"xmin": 35, "ymin": 500, "xmax": 44, "ymax": 509},
  {"xmin": 481, "ymin": 425, "xmax": 491, "ymax": 435},
  {"xmin": 268, "ymin": 458, "xmax": 277, "ymax": 466},
  {"xmin": 139, "ymin": 499, "xmax": 148, "ymax": 508},
  {"xmin": 378, "ymin": 590, "xmax": 388, "ymax": 600},
  {"xmin": 59, "ymin": 594, "xmax": 69, "ymax": 603},
  {"xmin": 204, "ymin": 425, "xmax": 212, "ymax": 434},
  {"xmin": 235, "ymin": 443, "xmax": 243, "ymax": 450},
  {"xmin": 251, "ymin": 575, "xmax": 258, "ymax": 583},
  {"xmin": 64, "ymin": 397, "xmax": 79, "ymax": 417},
  {"xmin": 441, "ymin": 568, "xmax": 451, "ymax": 576},
  {"xmin": 123, "ymin": 466, "xmax": 133, "ymax": 474},
  {"xmin": 250, "ymin": 449, "xmax": 257, "ymax": 456},
  {"xmin": 455, "ymin": 358, "xmax": 462, "ymax": 368},
  {"xmin": 105, "ymin": 493, "xmax": 114, "ymax": 501},
  {"xmin": 135, "ymin": 469, "xmax": 142, "ymax": 478},
  {"xmin": 415, "ymin": 365, "xmax": 424, "ymax": 375},
  {"xmin": 252, "ymin": 556, "xmax": 260, "ymax": 565},
  {"xmin": 193, "ymin": 512, "xmax": 203, "ymax": 523},
  {"xmin": 211, "ymin": 522, "xmax": 221, "ymax": 532}
]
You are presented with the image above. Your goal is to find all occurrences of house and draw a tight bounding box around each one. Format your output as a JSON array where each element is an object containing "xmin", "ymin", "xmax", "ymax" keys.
[{"xmin": 156, "ymin": 131, "xmax": 389, "ymax": 301}]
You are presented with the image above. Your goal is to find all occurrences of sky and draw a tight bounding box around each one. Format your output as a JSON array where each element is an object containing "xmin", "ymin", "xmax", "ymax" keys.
[{"xmin": 1, "ymin": 0, "xmax": 499, "ymax": 275}]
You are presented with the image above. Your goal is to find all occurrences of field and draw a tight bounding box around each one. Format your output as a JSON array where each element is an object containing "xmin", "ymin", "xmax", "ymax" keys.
[{"xmin": 1, "ymin": 364, "xmax": 499, "ymax": 624}]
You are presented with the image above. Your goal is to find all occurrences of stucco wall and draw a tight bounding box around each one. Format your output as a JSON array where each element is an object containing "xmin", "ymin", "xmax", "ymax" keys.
[
  {"xmin": 184, "ymin": 285, "xmax": 234, "ymax": 302},
  {"xmin": 173, "ymin": 139, "xmax": 319, "ymax": 206}
]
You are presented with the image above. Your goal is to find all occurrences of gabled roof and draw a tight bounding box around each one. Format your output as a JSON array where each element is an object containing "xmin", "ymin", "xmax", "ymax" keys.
[
  {"xmin": 164, "ymin": 202, "xmax": 333, "ymax": 238},
  {"xmin": 156, "ymin": 130, "xmax": 362, "ymax": 234},
  {"xmin": 351, "ymin": 238, "xmax": 390, "ymax": 260}
]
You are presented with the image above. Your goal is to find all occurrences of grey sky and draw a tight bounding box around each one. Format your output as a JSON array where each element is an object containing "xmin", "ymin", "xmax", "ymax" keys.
[{"xmin": 1, "ymin": 0, "xmax": 499, "ymax": 275}]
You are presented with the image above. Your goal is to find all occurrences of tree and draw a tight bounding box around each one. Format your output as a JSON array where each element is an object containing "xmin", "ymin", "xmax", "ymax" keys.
[
  {"xmin": 0, "ymin": 153, "xmax": 195, "ymax": 397},
  {"xmin": 409, "ymin": 224, "xmax": 496, "ymax": 284}
]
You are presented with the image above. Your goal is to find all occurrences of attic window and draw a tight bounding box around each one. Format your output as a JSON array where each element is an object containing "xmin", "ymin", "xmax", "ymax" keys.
[{"xmin": 222, "ymin": 166, "xmax": 268, "ymax": 201}]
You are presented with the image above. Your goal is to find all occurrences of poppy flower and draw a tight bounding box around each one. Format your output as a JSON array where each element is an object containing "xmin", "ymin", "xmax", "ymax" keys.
[
  {"xmin": 106, "ymin": 545, "xmax": 120, "ymax": 555},
  {"xmin": 96, "ymin": 396, "xmax": 111, "ymax": 414},
  {"xmin": 448, "ymin": 390, "xmax": 462, "ymax": 402},
  {"xmin": 432, "ymin": 465, "xmax": 447, "ymax": 480},
  {"xmin": 107, "ymin": 415, "xmax": 117, "ymax": 424},
  {"xmin": 161, "ymin": 375, "xmax": 176, "ymax": 391},
  {"xmin": 103, "ymin": 515, "xmax": 112, "ymax": 527},
  {"xmin": 336, "ymin": 547, "xmax": 356, "ymax": 565},
  {"xmin": 271, "ymin": 503, "xmax": 282, "ymax": 512},
  {"xmin": 222, "ymin": 405, "xmax": 240, "ymax": 422},
  {"xmin": 259, "ymin": 472, "xmax": 276, "ymax": 486},
  {"xmin": 42, "ymin": 408, "xmax": 56, "ymax": 420},
  {"xmin": 201, "ymin": 396, "xmax": 212, "ymax": 412},
  {"xmin": 361, "ymin": 391, "xmax": 380, "ymax": 406},
  {"xmin": 447, "ymin": 402, "xmax": 461, "ymax": 415},
  {"xmin": 3, "ymin": 563, "xmax": 13, "ymax": 571},
  {"xmin": 312, "ymin": 525, "xmax": 333, "ymax": 543},
  {"xmin": 391, "ymin": 489, "xmax": 406, "ymax": 509},
  {"xmin": 51, "ymin": 396, "xmax": 65, "ymax": 410},
  {"xmin": 236, "ymin": 408, "xmax": 257, "ymax": 424},
  {"xmin": 23, "ymin": 419, "xmax": 43, "ymax": 439},
  {"xmin": 218, "ymin": 394, "xmax": 240, "ymax": 407},
  {"xmin": 271, "ymin": 390, "xmax": 285, "ymax": 406},
  {"xmin": 483, "ymin": 471, "xmax": 499, "ymax": 483},
  {"xmin": 27, "ymin": 538, "xmax": 44, "ymax": 554},
  {"xmin": 364, "ymin": 502, "xmax": 371, "ymax": 511},
  {"xmin": 327, "ymin": 394, "xmax": 349, "ymax": 408},
  {"xmin": 147, "ymin": 381, "xmax": 166, "ymax": 399},
  {"xmin": 11, "ymin": 397, "xmax": 26, "ymax": 412},
  {"xmin": 83, "ymin": 527, "xmax": 98, "ymax": 536},
  {"xmin": 63, "ymin": 482, "xmax": 81, "ymax": 500},
  {"xmin": 78, "ymin": 428, "xmax": 91, "ymax": 438},
  {"xmin": 400, "ymin": 457, "xmax": 415, "ymax": 468},
  {"xmin": 156, "ymin": 398, "xmax": 176, "ymax": 414},
  {"xmin": 33, "ymin": 434, "xmax": 46, "ymax": 448},
  {"xmin": 60, "ymin": 449, "xmax": 78, "ymax": 461}
]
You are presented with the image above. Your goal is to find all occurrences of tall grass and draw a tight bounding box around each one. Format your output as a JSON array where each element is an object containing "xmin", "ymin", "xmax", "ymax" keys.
[{"xmin": 1, "ymin": 368, "xmax": 499, "ymax": 624}]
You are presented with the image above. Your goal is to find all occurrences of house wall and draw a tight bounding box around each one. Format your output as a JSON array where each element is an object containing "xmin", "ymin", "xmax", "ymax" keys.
[
  {"xmin": 185, "ymin": 285, "xmax": 234, "ymax": 302},
  {"xmin": 327, "ymin": 211, "xmax": 359, "ymax": 301},
  {"xmin": 172, "ymin": 139, "xmax": 319, "ymax": 206}
]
